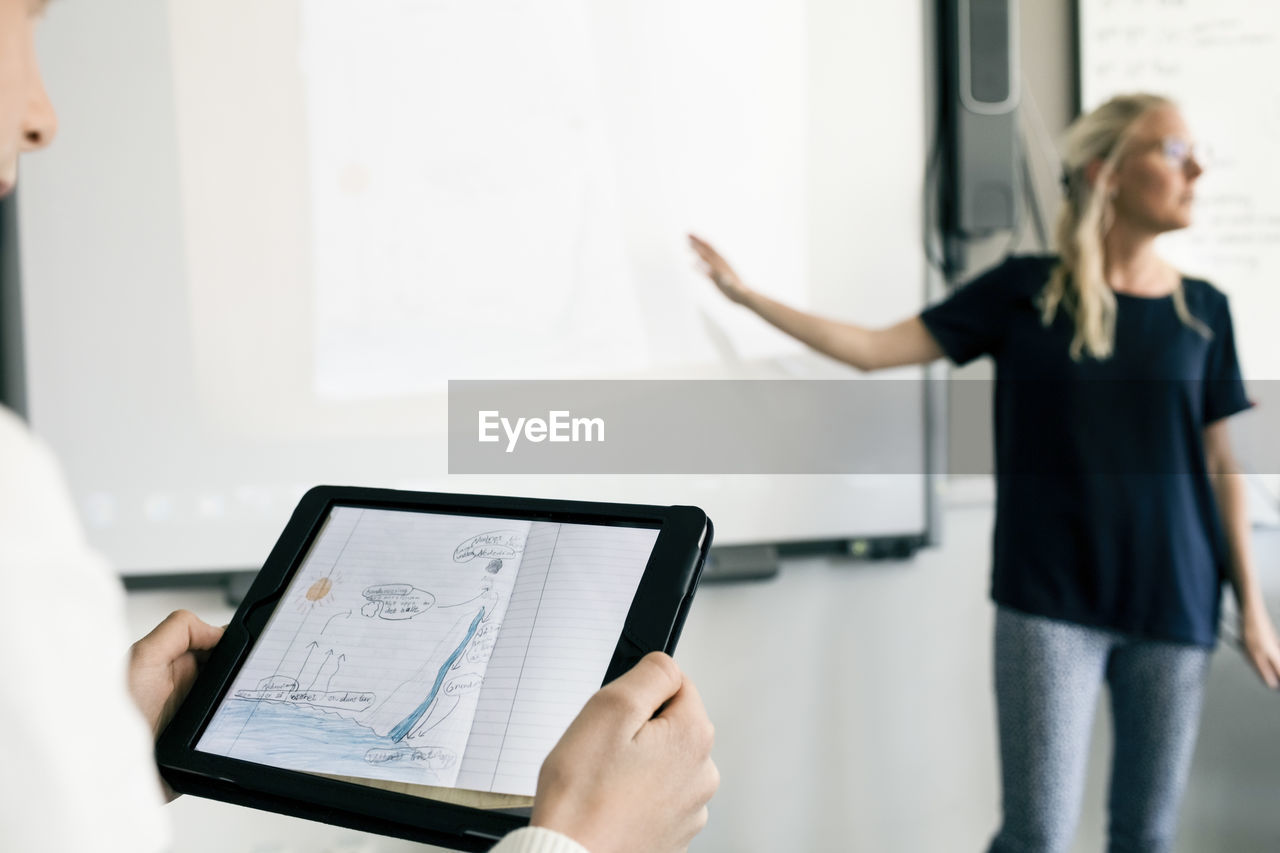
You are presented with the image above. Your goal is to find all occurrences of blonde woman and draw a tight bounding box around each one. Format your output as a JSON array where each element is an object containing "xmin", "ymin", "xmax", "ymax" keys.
[{"xmin": 693, "ymin": 94, "xmax": 1280, "ymax": 852}]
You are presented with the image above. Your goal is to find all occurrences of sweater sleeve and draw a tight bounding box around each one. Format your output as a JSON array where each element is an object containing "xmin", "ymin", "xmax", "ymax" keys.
[
  {"xmin": 0, "ymin": 407, "xmax": 171, "ymax": 853},
  {"xmin": 490, "ymin": 826, "xmax": 592, "ymax": 853}
]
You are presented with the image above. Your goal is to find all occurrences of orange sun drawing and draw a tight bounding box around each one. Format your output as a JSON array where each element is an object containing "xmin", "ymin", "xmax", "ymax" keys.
[
  {"xmin": 306, "ymin": 577, "xmax": 333, "ymax": 601},
  {"xmin": 295, "ymin": 571, "xmax": 341, "ymax": 613}
]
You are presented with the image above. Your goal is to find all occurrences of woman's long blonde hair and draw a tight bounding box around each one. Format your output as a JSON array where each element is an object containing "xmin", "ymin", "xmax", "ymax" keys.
[{"xmin": 1043, "ymin": 93, "xmax": 1209, "ymax": 360}]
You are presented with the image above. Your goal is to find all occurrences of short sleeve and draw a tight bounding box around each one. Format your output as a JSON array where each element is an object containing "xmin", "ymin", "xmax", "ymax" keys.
[
  {"xmin": 919, "ymin": 256, "xmax": 1028, "ymax": 366},
  {"xmin": 1201, "ymin": 294, "xmax": 1252, "ymax": 425}
]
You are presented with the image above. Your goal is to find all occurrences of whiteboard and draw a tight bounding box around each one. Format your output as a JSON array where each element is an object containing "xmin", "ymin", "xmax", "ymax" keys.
[{"xmin": 15, "ymin": 0, "xmax": 930, "ymax": 575}]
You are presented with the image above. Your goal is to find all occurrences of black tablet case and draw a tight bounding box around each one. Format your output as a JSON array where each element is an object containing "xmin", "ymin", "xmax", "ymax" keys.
[{"xmin": 157, "ymin": 486, "xmax": 711, "ymax": 851}]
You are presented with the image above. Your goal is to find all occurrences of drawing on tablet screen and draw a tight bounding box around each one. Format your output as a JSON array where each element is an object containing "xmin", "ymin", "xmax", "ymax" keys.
[
  {"xmin": 359, "ymin": 583, "xmax": 435, "ymax": 618},
  {"xmin": 196, "ymin": 508, "xmax": 656, "ymax": 796},
  {"xmin": 453, "ymin": 530, "xmax": 524, "ymax": 565},
  {"xmin": 200, "ymin": 519, "xmax": 526, "ymax": 787}
]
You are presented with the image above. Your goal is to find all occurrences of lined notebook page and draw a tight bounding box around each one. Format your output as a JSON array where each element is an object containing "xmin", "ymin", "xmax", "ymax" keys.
[
  {"xmin": 455, "ymin": 523, "xmax": 561, "ymax": 791},
  {"xmin": 458, "ymin": 523, "xmax": 659, "ymax": 795}
]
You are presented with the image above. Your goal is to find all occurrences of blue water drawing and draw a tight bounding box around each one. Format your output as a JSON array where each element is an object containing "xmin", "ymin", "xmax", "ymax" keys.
[
  {"xmin": 200, "ymin": 700, "xmax": 455, "ymax": 784},
  {"xmin": 389, "ymin": 607, "xmax": 485, "ymax": 741}
]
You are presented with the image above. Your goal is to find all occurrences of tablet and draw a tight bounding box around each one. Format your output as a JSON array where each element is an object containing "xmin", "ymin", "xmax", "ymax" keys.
[{"xmin": 157, "ymin": 486, "xmax": 712, "ymax": 851}]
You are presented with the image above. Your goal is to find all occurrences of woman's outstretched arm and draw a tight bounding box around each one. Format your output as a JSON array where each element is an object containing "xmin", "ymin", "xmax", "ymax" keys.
[{"xmin": 689, "ymin": 234, "xmax": 943, "ymax": 372}]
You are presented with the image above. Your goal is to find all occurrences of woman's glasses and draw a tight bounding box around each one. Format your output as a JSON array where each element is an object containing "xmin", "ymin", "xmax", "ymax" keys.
[{"xmin": 1154, "ymin": 136, "xmax": 1206, "ymax": 170}]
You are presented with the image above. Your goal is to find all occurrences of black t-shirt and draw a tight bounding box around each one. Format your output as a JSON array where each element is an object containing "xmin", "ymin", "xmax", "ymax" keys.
[{"xmin": 921, "ymin": 255, "xmax": 1252, "ymax": 646}]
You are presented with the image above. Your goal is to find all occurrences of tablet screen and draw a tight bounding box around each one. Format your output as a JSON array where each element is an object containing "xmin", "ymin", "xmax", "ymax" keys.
[{"xmin": 196, "ymin": 505, "xmax": 659, "ymax": 799}]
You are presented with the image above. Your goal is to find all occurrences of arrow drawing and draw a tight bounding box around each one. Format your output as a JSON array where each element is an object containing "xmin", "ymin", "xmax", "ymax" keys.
[
  {"xmin": 294, "ymin": 641, "xmax": 319, "ymax": 681},
  {"xmin": 324, "ymin": 654, "xmax": 346, "ymax": 693},
  {"xmin": 307, "ymin": 650, "xmax": 335, "ymax": 691},
  {"xmin": 322, "ymin": 610, "xmax": 352, "ymax": 635}
]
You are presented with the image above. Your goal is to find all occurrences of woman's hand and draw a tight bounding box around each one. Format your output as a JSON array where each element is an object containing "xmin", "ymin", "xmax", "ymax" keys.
[
  {"xmin": 1239, "ymin": 602, "xmax": 1280, "ymax": 690},
  {"xmin": 689, "ymin": 234, "xmax": 751, "ymax": 305},
  {"xmin": 530, "ymin": 652, "xmax": 718, "ymax": 853},
  {"xmin": 128, "ymin": 610, "xmax": 225, "ymax": 739}
]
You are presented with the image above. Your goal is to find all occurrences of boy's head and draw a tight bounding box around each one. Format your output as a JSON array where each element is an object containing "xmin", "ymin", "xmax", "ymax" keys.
[{"xmin": 0, "ymin": 0, "xmax": 58, "ymax": 198}]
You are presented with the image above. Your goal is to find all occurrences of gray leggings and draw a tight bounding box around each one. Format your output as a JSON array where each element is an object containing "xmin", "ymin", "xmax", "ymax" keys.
[{"xmin": 987, "ymin": 607, "xmax": 1212, "ymax": 853}]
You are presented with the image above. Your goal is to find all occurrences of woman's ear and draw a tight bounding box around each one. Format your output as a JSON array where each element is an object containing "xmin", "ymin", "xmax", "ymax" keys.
[
  {"xmin": 1084, "ymin": 159, "xmax": 1118, "ymax": 201},
  {"xmin": 1084, "ymin": 158, "xmax": 1104, "ymax": 189}
]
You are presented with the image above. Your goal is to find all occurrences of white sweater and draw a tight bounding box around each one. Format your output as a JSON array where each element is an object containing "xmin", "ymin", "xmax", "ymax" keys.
[{"xmin": 0, "ymin": 406, "xmax": 169, "ymax": 851}]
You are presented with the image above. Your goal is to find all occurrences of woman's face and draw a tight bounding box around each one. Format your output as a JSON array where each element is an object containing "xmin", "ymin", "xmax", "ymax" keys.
[
  {"xmin": 1109, "ymin": 105, "xmax": 1203, "ymax": 235},
  {"xmin": 0, "ymin": 0, "xmax": 57, "ymax": 198}
]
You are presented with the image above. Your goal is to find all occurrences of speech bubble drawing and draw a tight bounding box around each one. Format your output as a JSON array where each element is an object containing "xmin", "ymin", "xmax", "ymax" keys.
[
  {"xmin": 453, "ymin": 530, "xmax": 525, "ymax": 563},
  {"xmin": 235, "ymin": 688, "xmax": 375, "ymax": 712},
  {"xmin": 444, "ymin": 674, "xmax": 484, "ymax": 698},
  {"xmin": 360, "ymin": 584, "xmax": 435, "ymax": 620}
]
